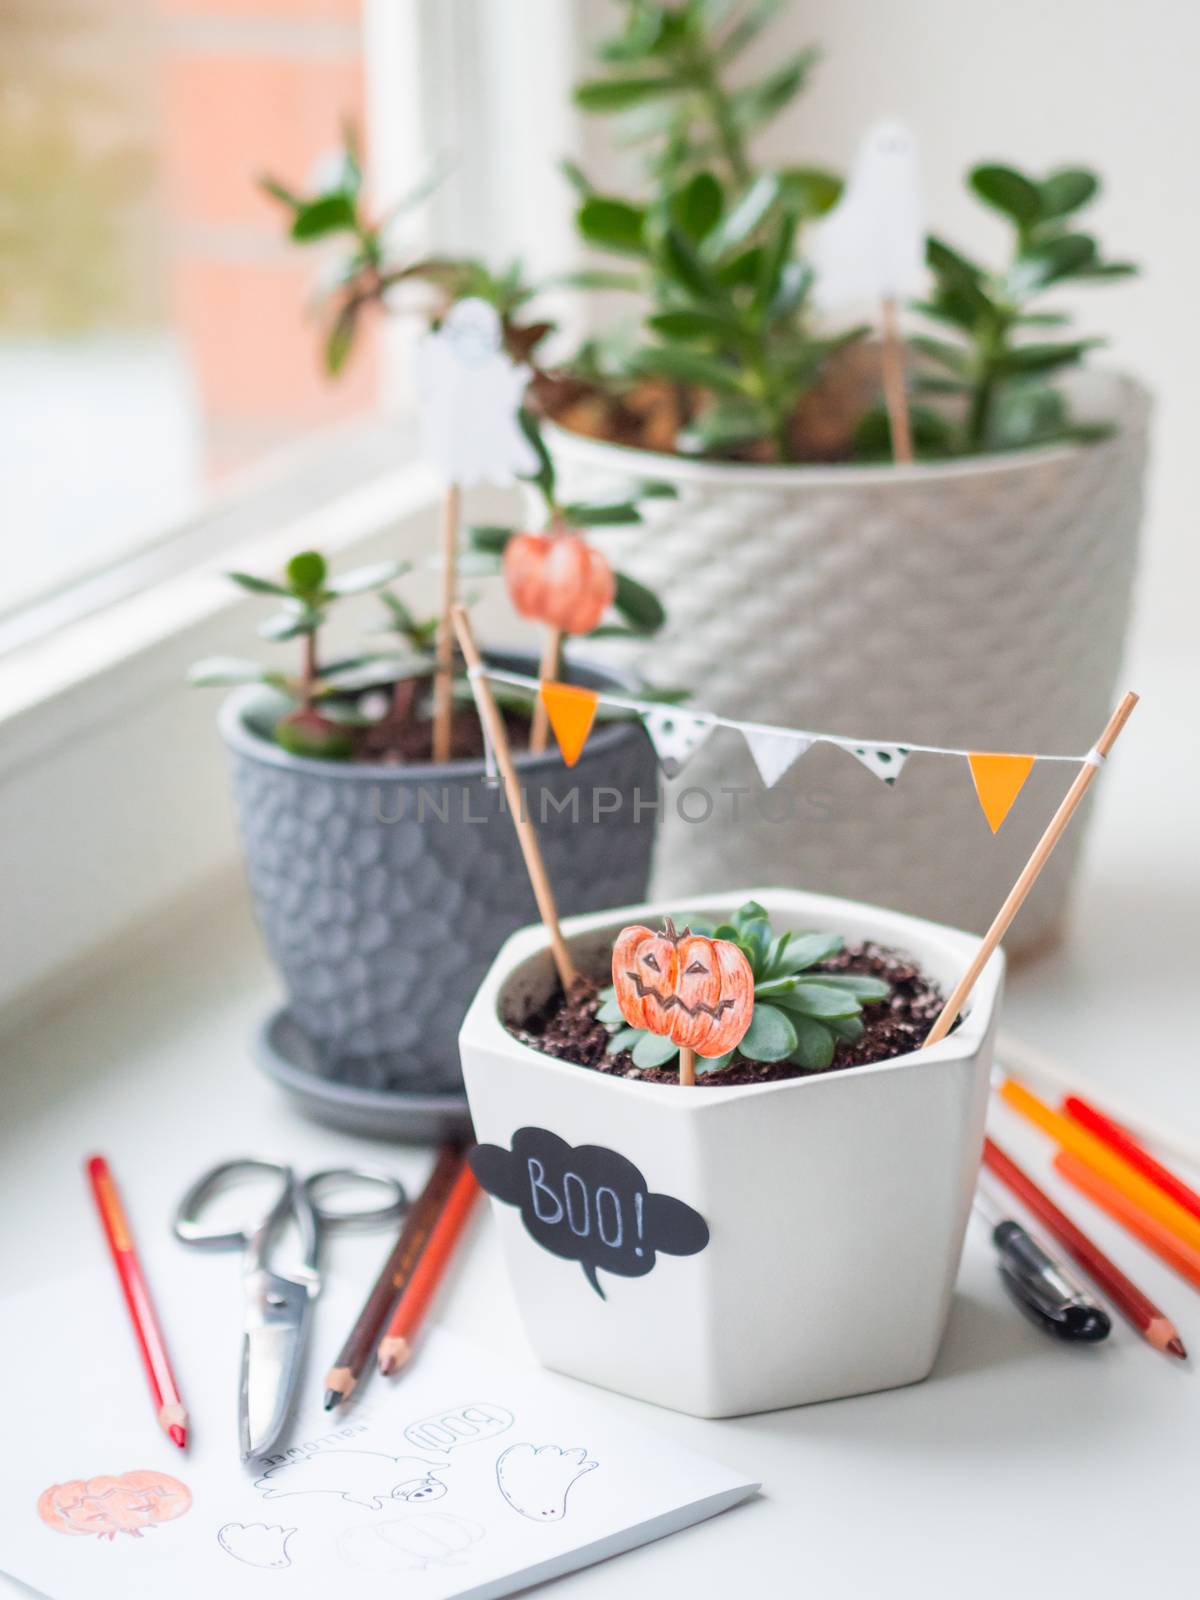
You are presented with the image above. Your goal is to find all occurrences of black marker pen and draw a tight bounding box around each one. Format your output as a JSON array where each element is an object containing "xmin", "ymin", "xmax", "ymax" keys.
[{"xmin": 974, "ymin": 1189, "xmax": 1111, "ymax": 1343}]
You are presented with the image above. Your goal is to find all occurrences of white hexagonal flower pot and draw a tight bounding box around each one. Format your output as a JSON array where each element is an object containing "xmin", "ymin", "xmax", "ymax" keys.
[{"xmin": 459, "ymin": 887, "xmax": 1003, "ymax": 1418}]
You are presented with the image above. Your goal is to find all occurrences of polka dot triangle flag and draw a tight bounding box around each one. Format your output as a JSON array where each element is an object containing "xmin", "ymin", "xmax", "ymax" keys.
[
  {"xmin": 640, "ymin": 707, "xmax": 718, "ymax": 780},
  {"xmin": 479, "ymin": 670, "xmax": 1097, "ymax": 834},
  {"xmin": 847, "ymin": 742, "xmax": 911, "ymax": 786}
]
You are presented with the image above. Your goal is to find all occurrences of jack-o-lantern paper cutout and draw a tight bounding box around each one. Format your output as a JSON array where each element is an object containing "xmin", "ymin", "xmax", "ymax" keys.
[
  {"xmin": 37, "ymin": 1470, "xmax": 192, "ymax": 1540},
  {"xmin": 613, "ymin": 920, "xmax": 754, "ymax": 1058},
  {"xmin": 503, "ymin": 529, "xmax": 615, "ymax": 636}
]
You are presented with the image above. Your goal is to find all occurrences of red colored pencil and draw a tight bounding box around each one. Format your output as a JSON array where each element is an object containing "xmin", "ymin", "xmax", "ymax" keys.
[
  {"xmin": 86, "ymin": 1155, "xmax": 189, "ymax": 1447},
  {"xmin": 1062, "ymin": 1094, "xmax": 1200, "ymax": 1225},
  {"xmin": 377, "ymin": 1162, "xmax": 479, "ymax": 1376},
  {"xmin": 982, "ymin": 1136, "xmax": 1187, "ymax": 1360}
]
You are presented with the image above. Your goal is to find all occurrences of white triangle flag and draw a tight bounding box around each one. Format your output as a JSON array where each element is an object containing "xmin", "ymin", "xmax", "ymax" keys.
[
  {"xmin": 642, "ymin": 708, "xmax": 717, "ymax": 780},
  {"xmin": 742, "ymin": 727, "xmax": 812, "ymax": 789},
  {"xmin": 846, "ymin": 741, "xmax": 911, "ymax": 786}
]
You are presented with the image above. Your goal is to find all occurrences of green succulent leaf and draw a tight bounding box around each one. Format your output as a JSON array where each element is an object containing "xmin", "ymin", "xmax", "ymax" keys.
[
  {"xmin": 574, "ymin": 76, "xmax": 680, "ymax": 112},
  {"xmin": 738, "ymin": 1002, "xmax": 798, "ymax": 1062},
  {"xmin": 290, "ymin": 193, "xmax": 357, "ymax": 241},
  {"xmin": 611, "ymin": 570, "xmax": 667, "ymax": 632},
  {"xmin": 187, "ymin": 657, "xmax": 285, "ymax": 689},
  {"xmin": 969, "ymin": 163, "xmax": 1042, "ymax": 225},
  {"xmin": 787, "ymin": 1014, "xmax": 836, "ymax": 1071},
  {"xmin": 777, "ymin": 931, "xmax": 844, "ymax": 971},
  {"xmin": 325, "ymin": 559, "xmax": 408, "ymax": 597},
  {"xmin": 632, "ymin": 1030, "xmax": 680, "ymax": 1069},
  {"xmin": 578, "ymin": 195, "xmax": 648, "ymax": 256},
  {"xmin": 1037, "ymin": 167, "xmax": 1098, "ymax": 220},
  {"xmin": 286, "ymin": 550, "xmax": 328, "ymax": 597},
  {"xmin": 226, "ymin": 570, "xmax": 291, "ymax": 598},
  {"xmin": 562, "ymin": 500, "xmax": 643, "ymax": 527},
  {"xmin": 782, "ymin": 981, "xmax": 863, "ymax": 1020},
  {"xmin": 606, "ymin": 1027, "xmax": 642, "ymax": 1056}
]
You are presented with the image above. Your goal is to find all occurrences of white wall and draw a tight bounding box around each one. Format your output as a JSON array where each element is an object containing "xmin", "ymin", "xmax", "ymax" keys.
[{"xmin": 577, "ymin": 0, "xmax": 1199, "ymax": 664}]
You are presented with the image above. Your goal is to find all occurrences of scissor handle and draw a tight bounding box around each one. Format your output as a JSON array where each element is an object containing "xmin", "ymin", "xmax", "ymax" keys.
[
  {"xmin": 303, "ymin": 1167, "xmax": 407, "ymax": 1230},
  {"xmin": 173, "ymin": 1158, "xmax": 294, "ymax": 1250}
]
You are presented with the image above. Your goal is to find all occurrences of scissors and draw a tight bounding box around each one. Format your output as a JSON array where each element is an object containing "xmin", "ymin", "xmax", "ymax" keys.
[{"xmin": 173, "ymin": 1159, "xmax": 406, "ymax": 1460}]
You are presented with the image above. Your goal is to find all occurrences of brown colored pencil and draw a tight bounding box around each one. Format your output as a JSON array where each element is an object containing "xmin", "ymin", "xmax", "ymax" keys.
[
  {"xmin": 322, "ymin": 1142, "xmax": 464, "ymax": 1408},
  {"xmin": 377, "ymin": 1162, "xmax": 479, "ymax": 1376},
  {"xmin": 983, "ymin": 1136, "xmax": 1187, "ymax": 1360}
]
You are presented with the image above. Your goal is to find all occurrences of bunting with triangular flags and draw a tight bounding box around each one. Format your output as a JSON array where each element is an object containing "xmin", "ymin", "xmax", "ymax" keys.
[
  {"xmin": 968, "ymin": 752, "xmax": 1035, "ymax": 833},
  {"xmin": 539, "ymin": 680, "xmax": 599, "ymax": 768},
  {"xmin": 641, "ymin": 708, "xmax": 717, "ymax": 779},
  {"xmin": 846, "ymin": 742, "xmax": 911, "ymax": 786},
  {"xmin": 742, "ymin": 727, "xmax": 812, "ymax": 789}
]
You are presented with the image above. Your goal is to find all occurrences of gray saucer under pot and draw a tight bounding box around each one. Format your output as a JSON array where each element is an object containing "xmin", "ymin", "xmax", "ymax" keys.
[{"xmin": 221, "ymin": 651, "xmax": 660, "ymax": 1127}]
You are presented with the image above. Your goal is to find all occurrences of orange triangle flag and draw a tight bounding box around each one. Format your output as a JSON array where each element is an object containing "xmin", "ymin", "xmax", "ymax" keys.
[
  {"xmin": 968, "ymin": 752, "xmax": 1036, "ymax": 833},
  {"xmin": 540, "ymin": 681, "xmax": 599, "ymax": 767}
]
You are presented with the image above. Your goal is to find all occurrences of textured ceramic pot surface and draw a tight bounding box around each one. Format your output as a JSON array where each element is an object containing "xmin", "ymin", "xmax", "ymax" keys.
[
  {"xmin": 545, "ymin": 373, "xmax": 1149, "ymax": 953},
  {"xmin": 460, "ymin": 887, "xmax": 1002, "ymax": 1417},
  {"xmin": 220, "ymin": 653, "xmax": 660, "ymax": 1091}
]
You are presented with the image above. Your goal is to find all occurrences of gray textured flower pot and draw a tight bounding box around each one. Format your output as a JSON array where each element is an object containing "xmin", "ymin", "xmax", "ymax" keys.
[
  {"xmin": 544, "ymin": 370, "xmax": 1149, "ymax": 955},
  {"xmin": 219, "ymin": 652, "xmax": 659, "ymax": 1091}
]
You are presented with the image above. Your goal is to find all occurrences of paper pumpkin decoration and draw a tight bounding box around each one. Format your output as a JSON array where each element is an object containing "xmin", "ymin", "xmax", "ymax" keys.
[
  {"xmin": 414, "ymin": 297, "xmax": 539, "ymax": 487},
  {"xmin": 809, "ymin": 120, "xmax": 924, "ymax": 308},
  {"xmin": 612, "ymin": 920, "xmax": 754, "ymax": 1058},
  {"xmin": 503, "ymin": 528, "xmax": 615, "ymax": 635}
]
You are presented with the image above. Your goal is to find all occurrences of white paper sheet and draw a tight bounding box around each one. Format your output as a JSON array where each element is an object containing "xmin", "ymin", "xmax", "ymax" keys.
[{"xmin": 0, "ymin": 1271, "xmax": 757, "ymax": 1599}]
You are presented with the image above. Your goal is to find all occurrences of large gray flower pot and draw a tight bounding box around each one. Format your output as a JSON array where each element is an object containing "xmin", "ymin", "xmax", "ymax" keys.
[
  {"xmin": 219, "ymin": 652, "xmax": 659, "ymax": 1092},
  {"xmin": 544, "ymin": 370, "xmax": 1149, "ymax": 956}
]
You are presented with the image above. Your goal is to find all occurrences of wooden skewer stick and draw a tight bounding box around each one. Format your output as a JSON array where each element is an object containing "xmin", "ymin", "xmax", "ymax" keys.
[
  {"xmin": 452, "ymin": 604, "xmax": 577, "ymax": 991},
  {"xmin": 432, "ymin": 482, "xmax": 462, "ymax": 764},
  {"xmin": 529, "ymin": 626, "xmax": 563, "ymax": 755},
  {"xmin": 678, "ymin": 1047, "xmax": 697, "ymax": 1088},
  {"xmin": 922, "ymin": 690, "xmax": 1138, "ymax": 1048},
  {"xmin": 879, "ymin": 296, "xmax": 914, "ymax": 466}
]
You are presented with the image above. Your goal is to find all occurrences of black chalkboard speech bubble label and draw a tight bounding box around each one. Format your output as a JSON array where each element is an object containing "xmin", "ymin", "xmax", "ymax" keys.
[{"xmin": 469, "ymin": 1127, "xmax": 710, "ymax": 1299}]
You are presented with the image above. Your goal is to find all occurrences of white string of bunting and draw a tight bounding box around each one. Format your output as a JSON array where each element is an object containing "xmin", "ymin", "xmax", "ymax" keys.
[{"xmin": 471, "ymin": 667, "xmax": 1107, "ymax": 835}]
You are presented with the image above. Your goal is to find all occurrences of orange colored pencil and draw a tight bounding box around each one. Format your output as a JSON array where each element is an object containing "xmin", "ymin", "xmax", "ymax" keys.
[
  {"xmin": 86, "ymin": 1155, "xmax": 189, "ymax": 1448},
  {"xmin": 377, "ymin": 1163, "xmax": 479, "ymax": 1376},
  {"xmin": 1054, "ymin": 1151, "xmax": 1200, "ymax": 1293},
  {"xmin": 997, "ymin": 1076, "xmax": 1200, "ymax": 1257},
  {"xmin": 1062, "ymin": 1094, "xmax": 1200, "ymax": 1225}
]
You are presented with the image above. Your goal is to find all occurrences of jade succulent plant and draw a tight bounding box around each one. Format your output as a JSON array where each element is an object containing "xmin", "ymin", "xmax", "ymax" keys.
[
  {"xmin": 596, "ymin": 899, "xmax": 890, "ymax": 1074},
  {"xmin": 260, "ymin": 6, "xmax": 1138, "ymax": 470}
]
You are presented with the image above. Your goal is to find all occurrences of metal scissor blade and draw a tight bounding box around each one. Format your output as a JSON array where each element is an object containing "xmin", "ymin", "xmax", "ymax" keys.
[{"xmin": 239, "ymin": 1268, "xmax": 311, "ymax": 1461}]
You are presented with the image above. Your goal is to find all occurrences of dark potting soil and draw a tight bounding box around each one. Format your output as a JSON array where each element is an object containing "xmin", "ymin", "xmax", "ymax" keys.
[
  {"xmin": 508, "ymin": 943, "xmax": 947, "ymax": 1086},
  {"xmin": 353, "ymin": 703, "xmax": 530, "ymax": 765}
]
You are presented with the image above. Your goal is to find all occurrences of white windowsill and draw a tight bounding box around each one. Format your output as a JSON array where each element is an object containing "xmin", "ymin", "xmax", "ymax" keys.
[{"xmin": 0, "ymin": 448, "xmax": 531, "ymax": 1014}]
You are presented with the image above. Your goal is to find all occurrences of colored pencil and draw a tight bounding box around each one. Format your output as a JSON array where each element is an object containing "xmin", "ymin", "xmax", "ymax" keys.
[
  {"xmin": 86, "ymin": 1154, "xmax": 189, "ymax": 1447},
  {"xmin": 1054, "ymin": 1152, "xmax": 1200, "ymax": 1293},
  {"xmin": 1000, "ymin": 1030, "xmax": 1200, "ymax": 1171},
  {"xmin": 982, "ymin": 1137, "xmax": 1186, "ymax": 1359},
  {"xmin": 1062, "ymin": 1094, "xmax": 1200, "ymax": 1226},
  {"xmin": 323, "ymin": 1142, "xmax": 464, "ymax": 1409},
  {"xmin": 997, "ymin": 1075, "xmax": 1200, "ymax": 1258},
  {"xmin": 378, "ymin": 1162, "xmax": 479, "ymax": 1376}
]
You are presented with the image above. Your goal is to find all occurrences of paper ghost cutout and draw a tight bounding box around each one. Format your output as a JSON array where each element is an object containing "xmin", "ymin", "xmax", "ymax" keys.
[
  {"xmin": 496, "ymin": 1443, "xmax": 598, "ymax": 1522},
  {"xmin": 415, "ymin": 297, "xmax": 538, "ymax": 486},
  {"xmin": 810, "ymin": 121, "xmax": 924, "ymax": 307}
]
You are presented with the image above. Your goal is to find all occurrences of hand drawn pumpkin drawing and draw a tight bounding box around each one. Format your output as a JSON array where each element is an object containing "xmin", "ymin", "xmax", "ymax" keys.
[
  {"xmin": 37, "ymin": 1471, "xmax": 192, "ymax": 1540},
  {"xmin": 613, "ymin": 919, "xmax": 754, "ymax": 1057},
  {"xmin": 503, "ymin": 528, "xmax": 615, "ymax": 635}
]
